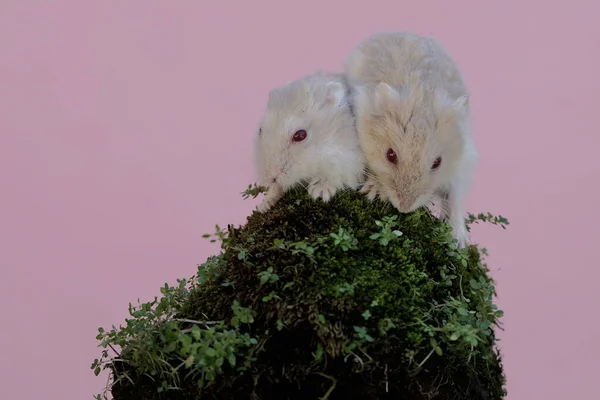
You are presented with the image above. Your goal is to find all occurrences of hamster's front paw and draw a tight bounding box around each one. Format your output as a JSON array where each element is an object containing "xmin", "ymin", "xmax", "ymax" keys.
[
  {"xmin": 256, "ymin": 199, "xmax": 273, "ymax": 213},
  {"xmin": 308, "ymin": 181, "xmax": 337, "ymax": 202},
  {"xmin": 453, "ymin": 226, "xmax": 471, "ymax": 249},
  {"xmin": 360, "ymin": 178, "xmax": 382, "ymax": 201},
  {"xmin": 256, "ymin": 185, "xmax": 284, "ymax": 213}
]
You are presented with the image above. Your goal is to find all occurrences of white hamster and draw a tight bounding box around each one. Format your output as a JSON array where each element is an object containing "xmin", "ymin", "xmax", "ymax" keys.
[
  {"xmin": 344, "ymin": 31, "xmax": 478, "ymax": 248},
  {"xmin": 254, "ymin": 72, "xmax": 366, "ymax": 213}
]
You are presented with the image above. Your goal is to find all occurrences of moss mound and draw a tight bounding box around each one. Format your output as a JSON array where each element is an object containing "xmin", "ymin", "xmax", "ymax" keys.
[{"xmin": 93, "ymin": 187, "xmax": 507, "ymax": 400}]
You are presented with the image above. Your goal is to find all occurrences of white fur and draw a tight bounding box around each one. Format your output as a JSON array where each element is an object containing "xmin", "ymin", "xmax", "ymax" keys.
[
  {"xmin": 344, "ymin": 31, "xmax": 479, "ymax": 248},
  {"xmin": 254, "ymin": 72, "xmax": 366, "ymax": 212}
]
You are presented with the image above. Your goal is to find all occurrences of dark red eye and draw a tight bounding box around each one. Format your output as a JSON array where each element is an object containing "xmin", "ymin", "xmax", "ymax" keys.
[
  {"xmin": 386, "ymin": 148, "xmax": 398, "ymax": 164},
  {"xmin": 431, "ymin": 157, "xmax": 442, "ymax": 169},
  {"xmin": 292, "ymin": 129, "xmax": 307, "ymax": 142}
]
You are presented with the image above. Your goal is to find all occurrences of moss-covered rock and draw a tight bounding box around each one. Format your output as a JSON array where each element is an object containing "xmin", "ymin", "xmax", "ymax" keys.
[{"xmin": 93, "ymin": 187, "xmax": 507, "ymax": 400}]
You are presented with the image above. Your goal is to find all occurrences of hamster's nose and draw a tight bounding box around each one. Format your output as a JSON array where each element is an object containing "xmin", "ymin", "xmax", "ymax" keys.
[{"xmin": 396, "ymin": 195, "xmax": 411, "ymax": 213}]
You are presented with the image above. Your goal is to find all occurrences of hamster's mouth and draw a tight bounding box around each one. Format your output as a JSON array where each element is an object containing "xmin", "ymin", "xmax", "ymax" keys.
[
  {"xmin": 386, "ymin": 196, "xmax": 412, "ymax": 214},
  {"xmin": 391, "ymin": 193, "xmax": 426, "ymax": 214}
]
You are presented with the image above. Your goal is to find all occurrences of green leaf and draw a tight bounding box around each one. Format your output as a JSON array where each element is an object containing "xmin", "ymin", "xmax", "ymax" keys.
[
  {"xmin": 205, "ymin": 348, "xmax": 217, "ymax": 357},
  {"xmin": 228, "ymin": 353, "xmax": 236, "ymax": 367},
  {"xmin": 165, "ymin": 341, "xmax": 177, "ymax": 353},
  {"xmin": 191, "ymin": 325, "xmax": 201, "ymax": 340},
  {"xmin": 184, "ymin": 355, "xmax": 194, "ymax": 368},
  {"xmin": 313, "ymin": 343, "xmax": 324, "ymax": 361}
]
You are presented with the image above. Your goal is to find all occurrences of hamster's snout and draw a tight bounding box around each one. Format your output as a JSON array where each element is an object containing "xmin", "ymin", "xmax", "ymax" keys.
[{"xmin": 394, "ymin": 192, "xmax": 419, "ymax": 214}]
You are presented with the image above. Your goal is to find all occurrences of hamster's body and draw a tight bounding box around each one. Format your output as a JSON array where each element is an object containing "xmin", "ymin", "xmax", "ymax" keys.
[
  {"xmin": 345, "ymin": 31, "xmax": 478, "ymax": 247},
  {"xmin": 254, "ymin": 72, "xmax": 365, "ymax": 212}
]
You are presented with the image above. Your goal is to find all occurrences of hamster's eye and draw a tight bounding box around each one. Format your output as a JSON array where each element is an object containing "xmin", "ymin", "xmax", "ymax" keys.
[
  {"xmin": 292, "ymin": 129, "xmax": 307, "ymax": 142},
  {"xmin": 258, "ymin": 128, "xmax": 262, "ymax": 137},
  {"xmin": 431, "ymin": 157, "xmax": 442, "ymax": 170},
  {"xmin": 386, "ymin": 148, "xmax": 398, "ymax": 165}
]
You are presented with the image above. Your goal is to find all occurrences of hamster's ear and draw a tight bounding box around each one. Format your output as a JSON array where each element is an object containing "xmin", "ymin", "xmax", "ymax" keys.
[
  {"xmin": 452, "ymin": 95, "xmax": 469, "ymax": 111},
  {"xmin": 353, "ymin": 84, "xmax": 398, "ymax": 117},
  {"xmin": 325, "ymin": 81, "xmax": 346, "ymax": 106},
  {"xmin": 354, "ymin": 82, "xmax": 400, "ymax": 115},
  {"xmin": 436, "ymin": 93, "xmax": 469, "ymax": 128},
  {"xmin": 436, "ymin": 93, "xmax": 469, "ymax": 112},
  {"xmin": 373, "ymin": 82, "xmax": 401, "ymax": 110}
]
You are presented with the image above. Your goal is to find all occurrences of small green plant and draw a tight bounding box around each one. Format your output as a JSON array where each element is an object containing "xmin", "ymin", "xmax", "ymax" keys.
[
  {"xmin": 465, "ymin": 212, "xmax": 510, "ymax": 231},
  {"xmin": 240, "ymin": 183, "xmax": 267, "ymax": 200},
  {"xmin": 91, "ymin": 271, "xmax": 260, "ymax": 399},
  {"xmin": 257, "ymin": 267, "xmax": 279, "ymax": 285},
  {"xmin": 329, "ymin": 227, "xmax": 359, "ymax": 251},
  {"xmin": 93, "ymin": 186, "xmax": 508, "ymax": 400},
  {"xmin": 201, "ymin": 224, "xmax": 229, "ymax": 246},
  {"xmin": 369, "ymin": 215, "xmax": 403, "ymax": 246}
]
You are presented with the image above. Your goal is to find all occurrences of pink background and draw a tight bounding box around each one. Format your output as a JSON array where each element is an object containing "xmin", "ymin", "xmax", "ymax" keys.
[{"xmin": 1, "ymin": 1, "xmax": 598, "ymax": 399}]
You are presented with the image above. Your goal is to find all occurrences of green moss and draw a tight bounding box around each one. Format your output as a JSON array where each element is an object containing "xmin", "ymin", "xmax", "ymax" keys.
[{"xmin": 92, "ymin": 186, "xmax": 507, "ymax": 400}]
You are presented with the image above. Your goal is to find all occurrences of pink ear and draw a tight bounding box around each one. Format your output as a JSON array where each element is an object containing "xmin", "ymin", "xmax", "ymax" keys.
[{"xmin": 325, "ymin": 81, "xmax": 345, "ymax": 105}]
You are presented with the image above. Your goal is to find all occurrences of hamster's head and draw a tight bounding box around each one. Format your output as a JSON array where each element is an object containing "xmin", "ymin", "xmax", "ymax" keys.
[
  {"xmin": 254, "ymin": 73, "xmax": 353, "ymax": 189},
  {"xmin": 354, "ymin": 82, "xmax": 469, "ymax": 212}
]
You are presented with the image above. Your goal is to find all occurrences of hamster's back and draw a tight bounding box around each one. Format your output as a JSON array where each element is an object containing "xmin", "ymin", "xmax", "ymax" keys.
[{"xmin": 344, "ymin": 31, "xmax": 466, "ymax": 96}]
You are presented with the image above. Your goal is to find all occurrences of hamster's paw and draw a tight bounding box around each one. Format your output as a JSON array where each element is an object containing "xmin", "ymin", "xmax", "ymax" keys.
[
  {"xmin": 453, "ymin": 227, "xmax": 471, "ymax": 249},
  {"xmin": 256, "ymin": 199, "xmax": 273, "ymax": 213},
  {"xmin": 256, "ymin": 185, "xmax": 284, "ymax": 213},
  {"xmin": 360, "ymin": 178, "xmax": 382, "ymax": 201},
  {"xmin": 308, "ymin": 181, "xmax": 337, "ymax": 202}
]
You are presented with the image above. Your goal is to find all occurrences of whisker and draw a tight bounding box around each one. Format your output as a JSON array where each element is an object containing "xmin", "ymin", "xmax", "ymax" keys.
[{"xmin": 363, "ymin": 172, "xmax": 383, "ymax": 185}]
